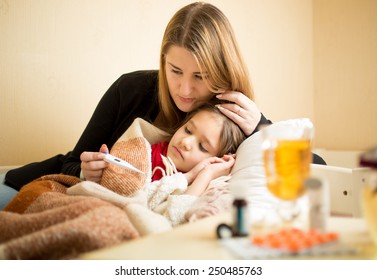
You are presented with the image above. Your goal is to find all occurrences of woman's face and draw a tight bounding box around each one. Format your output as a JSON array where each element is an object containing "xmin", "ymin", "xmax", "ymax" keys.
[
  {"xmin": 165, "ymin": 46, "xmax": 213, "ymax": 113},
  {"xmin": 167, "ymin": 110, "xmax": 223, "ymax": 172}
]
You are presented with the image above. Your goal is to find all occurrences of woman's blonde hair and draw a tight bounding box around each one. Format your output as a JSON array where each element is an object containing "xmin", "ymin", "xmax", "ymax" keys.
[
  {"xmin": 158, "ymin": 1, "xmax": 254, "ymax": 132},
  {"xmin": 181, "ymin": 100, "xmax": 246, "ymax": 156}
]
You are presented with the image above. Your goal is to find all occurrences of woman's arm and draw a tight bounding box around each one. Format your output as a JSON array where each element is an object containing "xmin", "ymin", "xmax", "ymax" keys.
[{"xmin": 61, "ymin": 70, "xmax": 160, "ymax": 180}]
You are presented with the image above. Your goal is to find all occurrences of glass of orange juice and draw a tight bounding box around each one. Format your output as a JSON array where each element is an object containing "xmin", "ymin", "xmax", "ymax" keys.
[{"xmin": 262, "ymin": 119, "xmax": 314, "ymax": 227}]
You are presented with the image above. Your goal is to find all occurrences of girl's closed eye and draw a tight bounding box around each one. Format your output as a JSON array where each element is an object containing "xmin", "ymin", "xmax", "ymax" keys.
[
  {"xmin": 199, "ymin": 143, "xmax": 208, "ymax": 153},
  {"xmin": 184, "ymin": 126, "xmax": 192, "ymax": 135}
]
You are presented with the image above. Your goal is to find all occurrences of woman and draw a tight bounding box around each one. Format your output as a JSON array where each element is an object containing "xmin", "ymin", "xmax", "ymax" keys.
[
  {"xmin": 4, "ymin": 2, "xmax": 268, "ymax": 192},
  {"xmin": 76, "ymin": 2, "xmax": 266, "ymax": 184}
]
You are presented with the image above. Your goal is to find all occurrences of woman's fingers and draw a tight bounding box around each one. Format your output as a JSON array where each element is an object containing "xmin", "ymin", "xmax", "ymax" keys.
[
  {"xmin": 99, "ymin": 144, "xmax": 109, "ymax": 154},
  {"xmin": 216, "ymin": 91, "xmax": 262, "ymax": 136},
  {"xmin": 80, "ymin": 149, "xmax": 108, "ymax": 182},
  {"xmin": 80, "ymin": 150, "xmax": 106, "ymax": 162}
]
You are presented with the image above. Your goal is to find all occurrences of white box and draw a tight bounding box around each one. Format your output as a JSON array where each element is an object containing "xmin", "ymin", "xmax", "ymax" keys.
[{"xmin": 311, "ymin": 164, "xmax": 371, "ymax": 217}]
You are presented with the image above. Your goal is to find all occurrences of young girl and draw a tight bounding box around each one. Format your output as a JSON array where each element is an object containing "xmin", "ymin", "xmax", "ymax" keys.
[
  {"xmin": 141, "ymin": 102, "xmax": 246, "ymax": 225},
  {"xmin": 153, "ymin": 102, "xmax": 244, "ymax": 181}
]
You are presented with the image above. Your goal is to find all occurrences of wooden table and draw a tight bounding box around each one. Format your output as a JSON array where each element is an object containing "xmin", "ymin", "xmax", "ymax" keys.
[{"xmin": 79, "ymin": 212, "xmax": 377, "ymax": 260}]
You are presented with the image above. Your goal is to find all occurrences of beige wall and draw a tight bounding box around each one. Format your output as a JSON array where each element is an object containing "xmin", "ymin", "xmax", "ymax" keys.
[
  {"xmin": 313, "ymin": 0, "xmax": 377, "ymax": 150},
  {"xmin": 0, "ymin": 0, "xmax": 375, "ymax": 166}
]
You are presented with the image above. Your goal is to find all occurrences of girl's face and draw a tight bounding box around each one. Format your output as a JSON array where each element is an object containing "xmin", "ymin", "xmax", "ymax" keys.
[
  {"xmin": 167, "ymin": 110, "xmax": 223, "ymax": 172},
  {"xmin": 165, "ymin": 46, "xmax": 213, "ymax": 113}
]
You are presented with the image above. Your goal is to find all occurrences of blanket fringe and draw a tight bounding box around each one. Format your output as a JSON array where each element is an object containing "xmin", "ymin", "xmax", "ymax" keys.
[{"xmin": 152, "ymin": 155, "xmax": 178, "ymax": 178}]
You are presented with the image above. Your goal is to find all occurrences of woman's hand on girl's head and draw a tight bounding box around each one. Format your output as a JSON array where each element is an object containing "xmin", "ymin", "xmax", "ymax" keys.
[
  {"xmin": 80, "ymin": 144, "xmax": 109, "ymax": 183},
  {"xmin": 216, "ymin": 91, "xmax": 262, "ymax": 136}
]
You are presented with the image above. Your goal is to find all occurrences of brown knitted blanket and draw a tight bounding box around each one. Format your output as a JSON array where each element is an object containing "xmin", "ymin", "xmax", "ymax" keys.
[
  {"xmin": 0, "ymin": 175, "xmax": 142, "ymax": 259},
  {"xmin": 0, "ymin": 119, "xmax": 232, "ymax": 259}
]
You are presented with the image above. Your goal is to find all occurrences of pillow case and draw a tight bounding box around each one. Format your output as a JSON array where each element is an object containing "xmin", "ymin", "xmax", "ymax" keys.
[{"xmin": 228, "ymin": 118, "xmax": 313, "ymax": 227}]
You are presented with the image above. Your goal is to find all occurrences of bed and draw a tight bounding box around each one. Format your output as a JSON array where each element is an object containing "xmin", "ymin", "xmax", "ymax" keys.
[{"xmin": 0, "ymin": 118, "xmax": 370, "ymax": 259}]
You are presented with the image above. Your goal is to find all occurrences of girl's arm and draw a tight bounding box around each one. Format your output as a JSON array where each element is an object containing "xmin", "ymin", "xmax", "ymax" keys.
[{"xmin": 185, "ymin": 155, "xmax": 235, "ymax": 196}]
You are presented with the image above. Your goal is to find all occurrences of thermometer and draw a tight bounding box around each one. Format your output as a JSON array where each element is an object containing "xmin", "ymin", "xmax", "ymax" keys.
[{"xmin": 103, "ymin": 153, "xmax": 144, "ymax": 174}]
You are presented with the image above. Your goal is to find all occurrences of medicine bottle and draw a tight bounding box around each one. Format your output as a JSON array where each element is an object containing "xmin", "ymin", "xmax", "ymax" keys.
[{"xmin": 231, "ymin": 186, "xmax": 249, "ymax": 237}]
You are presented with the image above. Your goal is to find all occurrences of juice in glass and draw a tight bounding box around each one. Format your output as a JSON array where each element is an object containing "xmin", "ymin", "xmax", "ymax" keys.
[{"xmin": 264, "ymin": 139, "xmax": 312, "ymax": 201}]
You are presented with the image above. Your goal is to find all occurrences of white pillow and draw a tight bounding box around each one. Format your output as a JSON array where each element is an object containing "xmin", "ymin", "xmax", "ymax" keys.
[{"xmin": 228, "ymin": 119, "xmax": 312, "ymax": 227}]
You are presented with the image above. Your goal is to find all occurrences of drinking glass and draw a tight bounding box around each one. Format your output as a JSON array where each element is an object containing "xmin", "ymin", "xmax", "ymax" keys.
[{"xmin": 262, "ymin": 119, "xmax": 314, "ymax": 227}]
